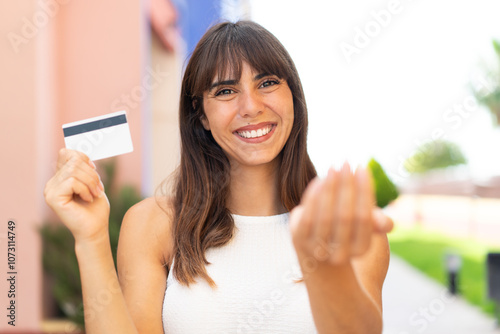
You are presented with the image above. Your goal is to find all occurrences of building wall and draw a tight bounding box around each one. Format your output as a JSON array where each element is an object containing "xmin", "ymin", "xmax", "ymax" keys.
[
  {"xmin": 150, "ymin": 32, "xmax": 182, "ymax": 196},
  {"xmin": 54, "ymin": 0, "xmax": 145, "ymax": 190},
  {"xmin": 0, "ymin": 0, "xmax": 145, "ymax": 330},
  {"xmin": 0, "ymin": 0, "xmax": 42, "ymax": 330}
]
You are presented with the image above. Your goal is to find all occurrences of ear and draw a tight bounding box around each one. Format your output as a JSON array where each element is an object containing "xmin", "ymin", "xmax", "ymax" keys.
[{"xmin": 200, "ymin": 114, "xmax": 210, "ymax": 131}]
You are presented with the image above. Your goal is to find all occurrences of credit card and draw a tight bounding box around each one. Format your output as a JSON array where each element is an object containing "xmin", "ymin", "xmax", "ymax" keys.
[{"xmin": 62, "ymin": 110, "xmax": 133, "ymax": 161}]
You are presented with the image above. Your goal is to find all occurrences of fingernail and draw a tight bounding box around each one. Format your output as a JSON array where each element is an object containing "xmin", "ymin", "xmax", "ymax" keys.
[
  {"xmin": 356, "ymin": 166, "xmax": 366, "ymax": 180},
  {"xmin": 93, "ymin": 185, "xmax": 100, "ymax": 197},
  {"xmin": 327, "ymin": 166, "xmax": 336, "ymax": 179},
  {"xmin": 99, "ymin": 180, "xmax": 104, "ymax": 191},
  {"xmin": 89, "ymin": 161, "xmax": 96, "ymax": 169},
  {"xmin": 342, "ymin": 161, "xmax": 350, "ymax": 174}
]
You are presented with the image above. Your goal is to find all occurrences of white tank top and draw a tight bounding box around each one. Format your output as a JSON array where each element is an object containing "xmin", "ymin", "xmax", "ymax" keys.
[{"xmin": 162, "ymin": 212, "xmax": 317, "ymax": 334}]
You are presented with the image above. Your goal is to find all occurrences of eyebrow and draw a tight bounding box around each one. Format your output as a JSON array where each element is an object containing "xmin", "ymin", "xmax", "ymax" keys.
[{"xmin": 209, "ymin": 73, "xmax": 272, "ymax": 91}]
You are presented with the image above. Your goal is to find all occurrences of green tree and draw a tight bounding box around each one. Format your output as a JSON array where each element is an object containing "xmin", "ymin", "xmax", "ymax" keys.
[
  {"xmin": 367, "ymin": 158, "xmax": 399, "ymax": 208},
  {"xmin": 403, "ymin": 139, "xmax": 467, "ymax": 174},
  {"xmin": 473, "ymin": 39, "xmax": 500, "ymax": 126}
]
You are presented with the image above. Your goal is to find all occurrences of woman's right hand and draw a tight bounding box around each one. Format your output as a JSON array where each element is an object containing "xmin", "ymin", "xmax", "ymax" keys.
[{"xmin": 44, "ymin": 148, "xmax": 110, "ymax": 244}]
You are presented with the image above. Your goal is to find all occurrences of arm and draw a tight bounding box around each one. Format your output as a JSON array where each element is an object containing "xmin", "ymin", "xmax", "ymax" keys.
[
  {"xmin": 75, "ymin": 229, "xmax": 139, "ymax": 334},
  {"xmin": 290, "ymin": 163, "xmax": 393, "ymax": 334},
  {"xmin": 77, "ymin": 197, "xmax": 172, "ymax": 334},
  {"xmin": 44, "ymin": 149, "xmax": 170, "ymax": 334},
  {"xmin": 117, "ymin": 197, "xmax": 174, "ymax": 332},
  {"xmin": 296, "ymin": 234, "xmax": 389, "ymax": 334}
]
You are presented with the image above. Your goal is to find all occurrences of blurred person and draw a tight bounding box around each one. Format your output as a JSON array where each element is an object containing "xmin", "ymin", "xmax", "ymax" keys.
[{"xmin": 44, "ymin": 20, "xmax": 393, "ymax": 334}]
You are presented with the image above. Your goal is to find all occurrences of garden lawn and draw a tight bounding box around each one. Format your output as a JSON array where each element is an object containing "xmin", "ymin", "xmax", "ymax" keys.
[{"xmin": 388, "ymin": 224, "xmax": 500, "ymax": 316}]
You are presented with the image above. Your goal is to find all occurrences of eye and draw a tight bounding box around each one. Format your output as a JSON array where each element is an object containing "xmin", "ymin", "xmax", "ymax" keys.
[
  {"xmin": 260, "ymin": 78, "xmax": 280, "ymax": 88},
  {"xmin": 215, "ymin": 88, "xmax": 235, "ymax": 96}
]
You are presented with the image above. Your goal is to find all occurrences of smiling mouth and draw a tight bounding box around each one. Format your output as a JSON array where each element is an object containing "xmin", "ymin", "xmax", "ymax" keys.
[{"xmin": 235, "ymin": 124, "xmax": 275, "ymax": 139}]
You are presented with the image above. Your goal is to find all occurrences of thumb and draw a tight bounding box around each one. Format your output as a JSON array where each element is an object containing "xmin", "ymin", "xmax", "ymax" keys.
[{"xmin": 373, "ymin": 207, "xmax": 394, "ymax": 233}]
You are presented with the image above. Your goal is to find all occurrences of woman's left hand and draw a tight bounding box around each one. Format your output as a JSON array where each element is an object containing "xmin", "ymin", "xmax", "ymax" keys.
[{"xmin": 290, "ymin": 162, "xmax": 394, "ymax": 266}]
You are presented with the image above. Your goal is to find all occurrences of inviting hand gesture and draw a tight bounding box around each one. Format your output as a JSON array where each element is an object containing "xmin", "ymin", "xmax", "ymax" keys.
[{"xmin": 290, "ymin": 162, "xmax": 393, "ymax": 266}]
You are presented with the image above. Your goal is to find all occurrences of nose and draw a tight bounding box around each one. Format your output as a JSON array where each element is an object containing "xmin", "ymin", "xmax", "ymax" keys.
[{"xmin": 238, "ymin": 89, "xmax": 263, "ymax": 119}]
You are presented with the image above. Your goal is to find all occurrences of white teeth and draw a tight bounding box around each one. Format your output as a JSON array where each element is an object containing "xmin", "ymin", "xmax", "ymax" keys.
[{"xmin": 237, "ymin": 125, "xmax": 273, "ymax": 139}]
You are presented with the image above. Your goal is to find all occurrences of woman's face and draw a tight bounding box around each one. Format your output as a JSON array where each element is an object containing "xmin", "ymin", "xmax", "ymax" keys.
[{"xmin": 201, "ymin": 62, "xmax": 294, "ymax": 168}]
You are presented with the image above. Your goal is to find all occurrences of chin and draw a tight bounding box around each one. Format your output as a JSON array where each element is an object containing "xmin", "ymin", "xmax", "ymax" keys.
[{"xmin": 236, "ymin": 152, "xmax": 281, "ymax": 168}]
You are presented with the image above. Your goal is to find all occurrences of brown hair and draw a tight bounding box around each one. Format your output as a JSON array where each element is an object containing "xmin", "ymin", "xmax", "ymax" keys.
[{"xmin": 168, "ymin": 20, "xmax": 317, "ymax": 288}]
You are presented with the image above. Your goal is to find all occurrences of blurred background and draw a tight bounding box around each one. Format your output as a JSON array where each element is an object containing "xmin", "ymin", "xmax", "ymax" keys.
[{"xmin": 1, "ymin": 0, "xmax": 500, "ymax": 333}]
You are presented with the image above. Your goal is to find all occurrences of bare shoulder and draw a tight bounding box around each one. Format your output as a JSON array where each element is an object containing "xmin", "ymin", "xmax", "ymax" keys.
[
  {"xmin": 120, "ymin": 196, "xmax": 174, "ymax": 265},
  {"xmin": 117, "ymin": 196, "xmax": 175, "ymax": 333}
]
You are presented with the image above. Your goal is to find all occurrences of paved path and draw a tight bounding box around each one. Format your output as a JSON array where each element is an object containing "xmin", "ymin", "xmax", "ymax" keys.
[{"xmin": 382, "ymin": 255, "xmax": 499, "ymax": 334}]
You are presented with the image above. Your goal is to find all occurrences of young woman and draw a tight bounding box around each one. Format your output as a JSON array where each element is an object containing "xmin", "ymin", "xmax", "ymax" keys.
[{"xmin": 44, "ymin": 20, "xmax": 393, "ymax": 334}]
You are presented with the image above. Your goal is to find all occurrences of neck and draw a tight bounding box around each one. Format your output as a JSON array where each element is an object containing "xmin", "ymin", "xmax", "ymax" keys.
[{"xmin": 227, "ymin": 158, "xmax": 287, "ymax": 216}]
